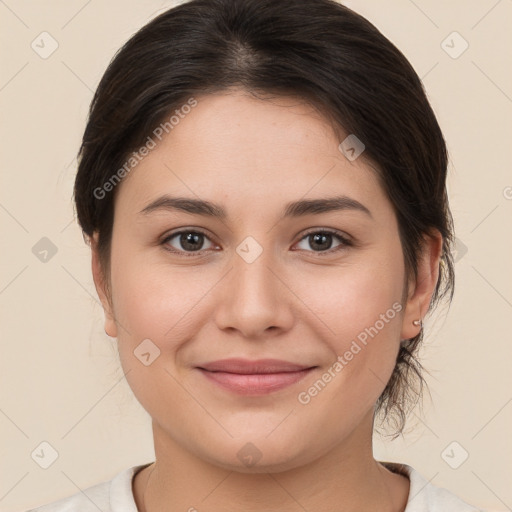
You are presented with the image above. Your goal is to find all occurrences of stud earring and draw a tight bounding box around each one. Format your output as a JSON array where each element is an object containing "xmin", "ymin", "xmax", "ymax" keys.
[{"xmin": 412, "ymin": 319, "xmax": 422, "ymax": 327}]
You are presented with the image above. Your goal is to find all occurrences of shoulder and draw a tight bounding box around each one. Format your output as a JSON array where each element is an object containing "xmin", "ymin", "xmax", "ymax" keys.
[
  {"xmin": 25, "ymin": 477, "xmax": 112, "ymax": 512},
  {"xmin": 25, "ymin": 463, "xmax": 151, "ymax": 512},
  {"xmin": 381, "ymin": 462, "xmax": 486, "ymax": 512}
]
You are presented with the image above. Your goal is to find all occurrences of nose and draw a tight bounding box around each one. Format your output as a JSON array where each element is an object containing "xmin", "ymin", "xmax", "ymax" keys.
[{"xmin": 213, "ymin": 245, "xmax": 295, "ymax": 339}]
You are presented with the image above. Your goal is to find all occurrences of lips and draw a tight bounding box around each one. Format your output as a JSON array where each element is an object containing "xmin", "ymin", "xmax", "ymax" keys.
[
  {"xmin": 196, "ymin": 358, "xmax": 317, "ymax": 395},
  {"xmin": 197, "ymin": 358, "xmax": 315, "ymax": 374}
]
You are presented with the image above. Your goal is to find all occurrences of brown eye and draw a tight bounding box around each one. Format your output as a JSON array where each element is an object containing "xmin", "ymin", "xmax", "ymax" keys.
[
  {"xmin": 295, "ymin": 230, "xmax": 352, "ymax": 254},
  {"xmin": 162, "ymin": 230, "xmax": 215, "ymax": 254}
]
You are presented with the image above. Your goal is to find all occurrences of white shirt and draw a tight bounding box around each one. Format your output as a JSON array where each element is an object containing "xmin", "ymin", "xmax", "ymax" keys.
[{"xmin": 27, "ymin": 461, "xmax": 484, "ymax": 511}]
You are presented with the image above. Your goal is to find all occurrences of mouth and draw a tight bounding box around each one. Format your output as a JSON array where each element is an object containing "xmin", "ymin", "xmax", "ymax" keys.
[{"xmin": 195, "ymin": 358, "xmax": 318, "ymax": 395}]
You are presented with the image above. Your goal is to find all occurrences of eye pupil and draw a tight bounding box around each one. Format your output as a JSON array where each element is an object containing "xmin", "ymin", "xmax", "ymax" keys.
[
  {"xmin": 181, "ymin": 232, "xmax": 203, "ymax": 251},
  {"xmin": 310, "ymin": 233, "xmax": 331, "ymax": 251}
]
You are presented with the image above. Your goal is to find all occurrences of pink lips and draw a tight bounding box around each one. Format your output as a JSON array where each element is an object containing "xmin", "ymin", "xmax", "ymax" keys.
[{"xmin": 196, "ymin": 358, "xmax": 316, "ymax": 395}]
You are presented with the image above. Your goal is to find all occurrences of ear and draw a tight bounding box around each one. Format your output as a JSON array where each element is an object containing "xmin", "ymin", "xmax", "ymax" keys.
[
  {"xmin": 90, "ymin": 233, "xmax": 118, "ymax": 338},
  {"xmin": 400, "ymin": 229, "xmax": 443, "ymax": 340}
]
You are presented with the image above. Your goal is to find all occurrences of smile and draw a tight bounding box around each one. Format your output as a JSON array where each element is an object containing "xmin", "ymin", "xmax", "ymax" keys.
[{"xmin": 196, "ymin": 367, "xmax": 316, "ymax": 395}]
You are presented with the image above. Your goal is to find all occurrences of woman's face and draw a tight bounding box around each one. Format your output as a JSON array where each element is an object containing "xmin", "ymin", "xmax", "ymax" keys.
[{"xmin": 93, "ymin": 90, "xmax": 432, "ymax": 472}]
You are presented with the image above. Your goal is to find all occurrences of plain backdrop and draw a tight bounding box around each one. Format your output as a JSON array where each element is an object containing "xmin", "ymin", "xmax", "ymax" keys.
[{"xmin": 0, "ymin": 1, "xmax": 511, "ymax": 511}]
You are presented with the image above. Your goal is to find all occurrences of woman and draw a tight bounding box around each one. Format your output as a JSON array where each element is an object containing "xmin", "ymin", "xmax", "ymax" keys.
[{"xmin": 28, "ymin": 0, "xmax": 483, "ymax": 510}]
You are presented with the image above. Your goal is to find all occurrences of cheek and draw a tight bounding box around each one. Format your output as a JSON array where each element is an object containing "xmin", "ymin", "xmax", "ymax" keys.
[
  {"xmin": 109, "ymin": 259, "xmax": 214, "ymax": 417},
  {"xmin": 295, "ymin": 248, "xmax": 405, "ymax": 343},
  {"xmin": 293, "ymin": 247, "xmax": 405, "ymax": 396},
  {"xmin": 293, "ymin": 269, "xmax": 404, "ymax": 438},
  {"xmin": 109, "ymin": 254, "xmax": 216, "ymax": 349}
]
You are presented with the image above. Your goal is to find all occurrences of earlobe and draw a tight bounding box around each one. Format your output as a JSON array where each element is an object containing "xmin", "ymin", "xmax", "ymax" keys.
[
  {"xmin": 90, "ymin": 233, "xmax": 118, "ymax": 338},
  {"xmin": 400, "ymin": 230, "xmax": 443, "ymax": 341}
]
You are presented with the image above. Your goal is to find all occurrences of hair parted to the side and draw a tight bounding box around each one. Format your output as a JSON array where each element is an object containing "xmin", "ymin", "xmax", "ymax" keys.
[{"xmin": 73, "ymin": 0, "xmax": 455, "ymax": 438}]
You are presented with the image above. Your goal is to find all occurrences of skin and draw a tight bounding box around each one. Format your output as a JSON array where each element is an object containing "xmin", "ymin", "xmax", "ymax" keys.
[{"xmin": 91, "ymin": 89, "xmax": 442, "ymax": 512}]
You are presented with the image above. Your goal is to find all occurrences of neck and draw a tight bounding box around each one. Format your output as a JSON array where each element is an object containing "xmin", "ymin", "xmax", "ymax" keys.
[{"xmin": 134, "ymin": 411, "xmax": 409, "ymax": 512}]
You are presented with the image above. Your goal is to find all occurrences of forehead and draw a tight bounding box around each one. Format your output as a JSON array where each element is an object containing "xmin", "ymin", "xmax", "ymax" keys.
[{"xmin": 115, "ymin": 90, "xmax": 386, "ymax": 219}]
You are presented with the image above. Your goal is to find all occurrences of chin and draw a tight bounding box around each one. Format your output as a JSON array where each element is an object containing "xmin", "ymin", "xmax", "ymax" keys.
[
  {"xmin": 209, "ymin": 451, "xmax": 307, "ymax": 475},
  {"xmin": 195, "ymin": 434, "xmax": 316, "ymax": 475}
]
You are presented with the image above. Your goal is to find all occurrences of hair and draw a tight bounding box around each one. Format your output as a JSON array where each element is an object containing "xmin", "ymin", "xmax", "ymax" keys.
[{"xmin": 73, "ymin": 0, "xmax": 455, "ymax": 437}]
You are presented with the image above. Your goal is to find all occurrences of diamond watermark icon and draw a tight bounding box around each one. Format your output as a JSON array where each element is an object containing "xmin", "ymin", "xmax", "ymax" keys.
[
  {"xmin": 134, "ymin": 338, "xmax": 161, "ymax": 366},
  {"xmin": 441, "ymin": 441, "xmax": 469, "ymax": 469},
  {"xmin": 32, "ymin": 237, "xmax": 58, "ymax": 263},
  {"xmin": 338, "ymin": 134, "xmax": 365, "ymax": 161},
  {"xmin": 31, "ymin": 441, "xmax": 59, "ymax": 469},
  {"xmin": 31, "ymin": 31, "xmax": 59, "ymax": 59},
  {"xmin": 236, "ymin": 236, "xmax": 263, "ymax": 264},
  {"xmin": 237, "ymin": 442, "xmax": 263, "ymax": 467},
  {"xmin": 441, "ymin": 31, "xmax": 469, "ymax": 59},
  {"xmin": 452, "ymin": 237, "xmax": 468, "ymax": 263}
]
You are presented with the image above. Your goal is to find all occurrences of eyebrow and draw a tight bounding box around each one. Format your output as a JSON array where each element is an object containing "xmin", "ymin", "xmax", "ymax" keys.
[{"xmin": 139, "ymin": 194, "xmax": 372, "ymax": 219}]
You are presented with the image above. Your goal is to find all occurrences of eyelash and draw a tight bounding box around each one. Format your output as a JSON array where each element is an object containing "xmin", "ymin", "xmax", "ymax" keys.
[{"xmin": 160, "ymin": 228, "xmax": 353, "ymax": 258}]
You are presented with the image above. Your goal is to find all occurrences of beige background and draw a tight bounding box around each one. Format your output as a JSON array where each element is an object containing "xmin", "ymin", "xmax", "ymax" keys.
[{"xmin": 1, "ymin": 1, "xmax": 511, "ymax": 511}]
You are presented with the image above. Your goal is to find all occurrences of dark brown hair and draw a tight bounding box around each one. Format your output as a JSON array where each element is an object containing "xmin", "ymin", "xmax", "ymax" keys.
[{"xmin": 74, "ymin": 0, "xmax": 455, "ymax": 437}]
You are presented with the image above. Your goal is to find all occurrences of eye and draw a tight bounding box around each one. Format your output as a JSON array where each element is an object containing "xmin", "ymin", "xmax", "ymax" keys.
[
  {"xmin": 161, "ymin": 229, "xmax": 216, "ymax": 256},
  {"xmin": 160, "ymin": 228, "xmax": 352, "ymax": 257},
  {"xmin": 294, "ymin": 229, "xmax": 352, "ymax": 255}
]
